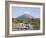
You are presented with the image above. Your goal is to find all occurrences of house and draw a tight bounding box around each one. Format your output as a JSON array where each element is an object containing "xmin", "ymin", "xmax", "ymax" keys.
[
  {"xmin": 14, "ymin": 23, "xmax": 28, "ymax": 29},
  {"xmin": 12, "ymin": 23, "xmax": 33, "ymax": 30}
]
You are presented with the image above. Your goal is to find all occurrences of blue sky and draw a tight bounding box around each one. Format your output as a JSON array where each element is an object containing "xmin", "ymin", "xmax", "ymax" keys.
[{"xmin": 12, "ymin": 6, "xmax": 40, "ymax": 18}]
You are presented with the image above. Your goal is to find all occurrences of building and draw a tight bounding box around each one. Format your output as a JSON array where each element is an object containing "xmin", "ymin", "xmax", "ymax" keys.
[{"xmin": 12, "ymin": 23, "xmax": 33, "ymax": 30}]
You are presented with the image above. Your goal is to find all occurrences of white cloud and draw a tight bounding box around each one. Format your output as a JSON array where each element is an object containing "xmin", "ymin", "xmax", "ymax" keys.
[{"xmin": 24, "ymin": 11, "xmax": 31, "ymax": 14}]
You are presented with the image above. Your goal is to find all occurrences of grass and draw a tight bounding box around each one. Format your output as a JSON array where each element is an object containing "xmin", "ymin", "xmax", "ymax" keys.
[{"xmin": 12, "ymin": 18, "xmax": 40, "ymax": 26}]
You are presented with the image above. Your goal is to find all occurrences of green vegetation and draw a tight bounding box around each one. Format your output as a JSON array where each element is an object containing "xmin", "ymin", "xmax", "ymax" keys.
[{"xmin": 12, "ymin": 18, "xmax": 40, "ymax": 25}]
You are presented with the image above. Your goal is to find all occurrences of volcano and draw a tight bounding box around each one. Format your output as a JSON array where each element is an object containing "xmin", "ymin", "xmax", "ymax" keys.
[{"xmin": 16, "ymin": 14, "xmax": 33, "ymax": 18}]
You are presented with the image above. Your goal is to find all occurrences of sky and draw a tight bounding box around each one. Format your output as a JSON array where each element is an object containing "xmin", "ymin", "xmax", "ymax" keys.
[{"xmin": 12, "ymin": 6, "xmax": 40, "ymax": 18}]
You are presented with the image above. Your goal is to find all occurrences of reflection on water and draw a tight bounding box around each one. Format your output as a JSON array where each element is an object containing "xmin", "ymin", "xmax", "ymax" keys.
[{"xmin": 12, "ymin": 23, "xmax": 40, "ymax": 31}]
